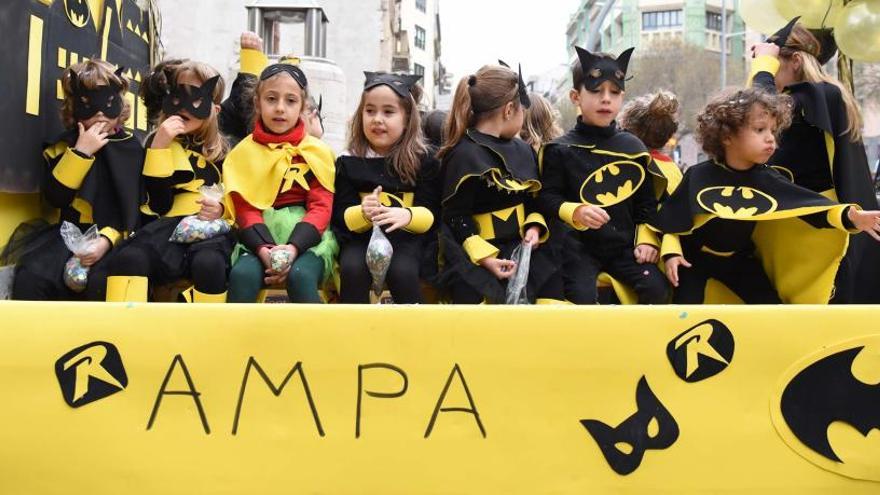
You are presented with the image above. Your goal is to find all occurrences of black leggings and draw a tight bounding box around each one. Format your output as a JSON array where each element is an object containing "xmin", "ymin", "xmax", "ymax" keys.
[
  {"xmin": 564, "ymin": 249, "xmax": 669, "ymax": 305},
  {"xmin": 673, "ymin": 251, "xmax": 781, "ymax": 304},
  {"xmin": 109, "ymin": 244, "xmax": 228, "ymax": 294},
  {"xmin": 338, "ymin": 240, "xmax": 422, "ymax": 303},
  {"xmin": 451, "ymin": 268, "xmax": 565, "ymax": 304}
]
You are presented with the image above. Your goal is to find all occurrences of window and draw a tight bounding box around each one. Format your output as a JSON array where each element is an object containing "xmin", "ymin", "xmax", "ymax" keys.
[
  {"xmin": 706, "ymin": 11, "xmax": 723, "ymax": 31},
  {"xmin": 641, "ymin": 9, "xmax": 682, "ymax": 31},
  {"xmin": 413, "ymin": 63, "xmax": 425, "ymax": 77},
  {"xmin": 415, "ymin": 25, "xmax": 426, "ymax": 50},
  {"xmin": 415, "ymin": 0, "xmax": 426, "ymax": 12}
]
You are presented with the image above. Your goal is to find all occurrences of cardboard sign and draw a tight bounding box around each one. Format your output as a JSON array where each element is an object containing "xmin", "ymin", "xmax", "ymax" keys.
[{"xmin": 0, "ymin": 302, "xmax": 878, "ymax": 493}]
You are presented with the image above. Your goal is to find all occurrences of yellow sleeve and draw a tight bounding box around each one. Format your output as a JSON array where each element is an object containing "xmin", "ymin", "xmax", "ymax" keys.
[
  {"xmin": 747, "ymin": 55, "xmax": 780, "ymax": 86},
  {"xmin": 240, "ymin": 48, "xmax": 269, "ymax": 76},
  {"xmin": 52, "ymin": 149, "xmax": 94, "ymax": 189},
  {"xmin": 635, "ymin": 224, "xmax": 660, "ymax": 248},
  {"xmin": 98, "ymin": 226, "xmax": 122, "ymax": 246},
  {"xmin": 660, "ymin": 233, "xmax": 683, "ymax": 259},
  {"xmin": 143, "ymin": 148, "xmax": 174, "ymax": 178},
  {"xmin": 344, "ymin": 205, "xmax": 372, "ymax": 233},
  {"xmin": 524, "ymin": 212, "xmax": 550, "ymax": 243},
  {"xmin": 462, "ymin": 235, "xmax": 500, "ymax": 265},
  {"xmin": 402, "ymin": 206, "xmax": 434, "ymax": 234},
  {"xmin": 559, "ymin": 202, "xmax": 588, "ymax": 231},
  {"xmin": 828, "ymin": 205, "xmax": 861, "ymax": 233}
]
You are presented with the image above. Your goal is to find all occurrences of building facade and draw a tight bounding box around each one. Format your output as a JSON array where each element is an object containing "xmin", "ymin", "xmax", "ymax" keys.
[
  {"xmin": 566, "ymin": 0, "xmax": 744, "ymax": 59},
  {"xmin": 156, "ymin": 0, "xmax": 443, "ymax": 122}
]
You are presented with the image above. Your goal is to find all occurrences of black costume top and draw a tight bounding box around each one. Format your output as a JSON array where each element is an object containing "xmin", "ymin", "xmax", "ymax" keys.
[
  {"xmin": 651, "ymin": 160, "xmax": 856, "ymax": 303},
  {"xmin": 43, "ymin": 128, "xmax": 144, "ymax": 244},
  {"xmin": 141, "ymin": 136, "xmax": 224, "ymax": 220},
  {"xmin": 538, "ymin": 119, "xmax": 667, "ymax": 258},
  {"xmin": 751, "ymin": 57, "xmax": 877, "ymax": 209},
  {"xmin": 441, "ymin": 129, "xmax": 548, "ymax": 264},
  {"xmin": 332, "ymin": 152, "xmax": 441, "ymax": 247}
]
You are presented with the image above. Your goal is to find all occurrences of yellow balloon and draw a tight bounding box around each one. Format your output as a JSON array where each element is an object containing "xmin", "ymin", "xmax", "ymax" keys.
[
  {"xmin": 835, "ymin": 0, "xmax": 880, "ymax": 62},
  {"xmin": 775, "ymin": 0, "xmax": 844, "ymax": 29},
  {"xmin": 740, "ymin": 0, "xmax": 790, "ymax": 35}
]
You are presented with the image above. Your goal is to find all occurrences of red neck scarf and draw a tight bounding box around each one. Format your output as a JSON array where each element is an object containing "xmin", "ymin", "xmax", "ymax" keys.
[{"xmin": 252, "ymin": 118, "xmax": 306, "ymax": 146}]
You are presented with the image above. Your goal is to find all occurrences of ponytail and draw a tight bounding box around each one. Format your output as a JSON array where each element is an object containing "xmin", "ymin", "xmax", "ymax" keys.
[{"xmin": 438, "ymin": 65, "xmax": 520, "ymax": 159}]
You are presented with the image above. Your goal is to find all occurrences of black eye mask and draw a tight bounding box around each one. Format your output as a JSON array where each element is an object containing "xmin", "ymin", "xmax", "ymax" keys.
[
  {"xmin": 575, "ymin": 46, "xmax": 635, "ymax": 91},
  {"xmin": 162, "ymin": 75, "xmax": 220, "ymax": 120},
  {"xmin": 363, "ymin": 72, "xmax": 422, "ymax": 99},
  {"xmin": 70, "ymin": 67, "xmax": 125, "ymax": 120}
]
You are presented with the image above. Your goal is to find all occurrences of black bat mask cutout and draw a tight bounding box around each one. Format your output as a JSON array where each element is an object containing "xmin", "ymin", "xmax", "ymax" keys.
[
  {"xmin": 162, "ymin": 75, "xmax": 221, "ymax": 120},
  {"xmin": 581, "ymin": 376, "xmax": 680, "ymax": 475},
  {"xmin": 575, "ymin": 46, "xmax": 635, "ymax": 91},
  {"xmin": 363, "ymin": 72, "xmax": 422, "ymax": 99},
  {"xmin": 70, "ymin": 66, "xmax": 126, "ymax": 120}
]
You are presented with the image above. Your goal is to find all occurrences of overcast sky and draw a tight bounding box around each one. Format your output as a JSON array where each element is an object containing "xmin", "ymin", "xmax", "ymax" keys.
[{"xmin": 439, "ymin": 0, "xmax": 582, "ymax": 81}]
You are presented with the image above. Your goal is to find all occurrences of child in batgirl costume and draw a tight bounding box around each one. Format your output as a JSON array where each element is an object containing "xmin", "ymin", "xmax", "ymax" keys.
[
  {"xmin": 105, "ymin": 61, "xmax": 233, "ymax": 303},
  {"xmin": 655, "ymin": 88, "xmax": 880, "ymax": 304},
  {"xmin": 8, "ymin": 60, "xmax": 143, "ymax": 301},
  {"xmin": 332, "ymin": 72, "xmax": 442, "ymax": 303},
  {"xmin": 538, "ymin": 47, "xmax": 671, "ymax": 305},
  {"xmin": 437, "ymin": 63, "xmax": 564, "ymax": 304},
  {"xmin": 223, "ymin": 63, "xmax": 337, "ymax": 303},
  {"xmin": 749, "ymin": 18, "xmax": 880, "ymax": 303}
]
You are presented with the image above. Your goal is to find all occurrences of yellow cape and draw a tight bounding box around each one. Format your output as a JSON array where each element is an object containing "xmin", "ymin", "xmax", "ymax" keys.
[{"xmin": 222, "ymin": 134, "xmax": 336, "ymax": 219}]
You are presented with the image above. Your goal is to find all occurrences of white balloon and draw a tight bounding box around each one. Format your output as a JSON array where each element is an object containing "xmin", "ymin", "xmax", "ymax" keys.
[
  {"xmin": 835, "ymin": 0, "xmax": 880, "ymax": 62},
  {"xmin": 740, "ymin": 0, "xmax": 790, "ymax": 35}
]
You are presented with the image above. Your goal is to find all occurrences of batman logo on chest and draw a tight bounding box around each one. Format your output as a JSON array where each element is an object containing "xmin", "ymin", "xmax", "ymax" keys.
[
  {"xmin": 579, "ymin": 161, "xmax": 645, "ymax": 207},
  {"xmin": 696, "ymin": 186, "xmax": 778, "ymax": 219}
]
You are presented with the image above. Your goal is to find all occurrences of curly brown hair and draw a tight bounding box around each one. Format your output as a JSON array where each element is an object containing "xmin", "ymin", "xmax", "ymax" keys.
[
  {"xmin": 619, "ymin": 90, "xmax": 679, "ymax": 150},
  {"xmin": 696, "ymin": 88, "xmax": 792, "ymax": 162}
]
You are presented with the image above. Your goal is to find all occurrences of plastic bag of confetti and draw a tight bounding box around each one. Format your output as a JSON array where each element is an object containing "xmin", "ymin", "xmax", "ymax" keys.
[
  {"xmin": 505, "ymin": 241, "xmax": 532, "ymax": 305},
  {"xmin": 366, "ymin": 224, "xmax": 393, "ymax": 297},
  {"xmin": 60, "ymin": 221, "xmax": 99, "ymax": 292},
  {"xmin": 270, "ymin": 248, "xmax": 293, "ymax": 272},
  {"xmin": 168, "ymin": 184, "xmax": 230, "ymax": 243}
]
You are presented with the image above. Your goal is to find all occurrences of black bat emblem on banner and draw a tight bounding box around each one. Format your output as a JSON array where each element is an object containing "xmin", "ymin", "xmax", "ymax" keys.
[
  {"xmin": 780, "ymin": 345, "xmax": 880, "ymax": 463},
  {"xmin": 580, "ymin": 376, "xmax": 679, "ymax": 475},
  {"xmin": 696, "ymin": 186, "xmax": 778, "ymax": 218},
  {"xmin": 579, "ymin": 161, "xmax": 645, "ymax": 207}
]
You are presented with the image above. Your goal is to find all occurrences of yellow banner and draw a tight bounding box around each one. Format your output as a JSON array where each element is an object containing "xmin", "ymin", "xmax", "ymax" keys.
[{"xmin": 0, "ymin": 302, "xmax": 878, "ymax": 494}]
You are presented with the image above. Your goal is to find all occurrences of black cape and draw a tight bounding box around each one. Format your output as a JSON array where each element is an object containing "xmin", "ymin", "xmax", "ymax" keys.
[{"xmin": 652, "ymin": 160, "xmax": 853, "ymax": 303}]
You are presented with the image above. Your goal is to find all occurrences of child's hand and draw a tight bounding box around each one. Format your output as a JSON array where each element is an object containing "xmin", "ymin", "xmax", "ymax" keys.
[
  {"xmin": 264, "ymin": 244, "xmax": 298, "ymax": 285},
  {"xmin": 74, "ymin": 122, "xmax": 110, "ymax": 157},
  {"xmin": 751, "ymin": 42, "xmax": 780, "ymax": 59},
  {"xmin": 196, "ymin": 197, "xmax": 224, "ymax": 221},
  {"xmin": 479, "ymin": 257, "xmax": 517, "ymax": 280},
  {"xmin": 151, "ymin": 116, "xmax": 186, "ymax": 149},
  {"xmin": 77, "ymin": 236, "xmax": 111, "ymax": 267},
  {"xmin": 240, "ymin": 31, "xmax": 263, "ymax": 51},
  {"xmin": 361, "ymin": 186, "xmax": 382, "ymax": 221},
  {"xmin": 634, "ymin": 244, "xmax": 659, "ymax": 264},
  {"xmin": 523, "ymin": 226, "xmax": 541, "ymax": 249},
  {"xmin": 372, "ymin": 206, "xmax": 411, "ymax": 233},
  {"xmin": 574, "ymin": 204, "xmax": 610, "ymax": 229},
  {"xmin": 848, "ymin": 207, "xmax": 880, "ymax": 241},
  {"xmin": 665, "ymin": 255, "xmax": 692, "ymax": 288}
]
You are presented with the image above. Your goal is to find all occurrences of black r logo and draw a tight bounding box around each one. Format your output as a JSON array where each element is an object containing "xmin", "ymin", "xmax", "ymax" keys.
[
  {"xmin": 667, "ymin": 319, "xmax": 735, "ymax": 383},
  {"xmin": 55, "ymin": 341, "xmax": 128, "ymax": 408}
]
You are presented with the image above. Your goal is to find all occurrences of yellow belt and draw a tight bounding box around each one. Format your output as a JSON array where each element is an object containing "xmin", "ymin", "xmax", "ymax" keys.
[
  {"xmin": 700, "ymin": 245, "xmax": 736, "ymax": 258},
  {"xmin": 473, "ymin": 204, "xmax": 525, "ymax": 241}
]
